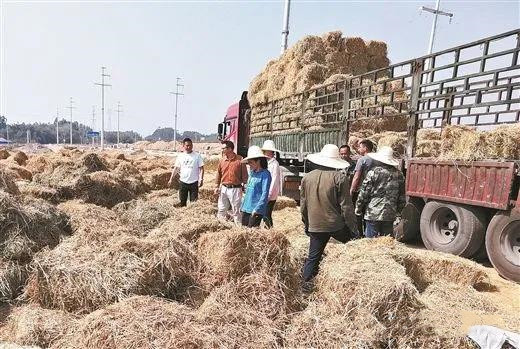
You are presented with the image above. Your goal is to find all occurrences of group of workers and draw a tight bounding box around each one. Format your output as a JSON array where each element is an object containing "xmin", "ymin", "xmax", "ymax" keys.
[{"xmin": 170, "ymin": 137, "xmax": 405, "ymax": 288}]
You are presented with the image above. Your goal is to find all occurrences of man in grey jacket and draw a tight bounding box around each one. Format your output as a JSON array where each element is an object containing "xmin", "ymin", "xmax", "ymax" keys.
[{"xmin": 300, "ymin": 144, "xmax": 357, "ymax": 287}]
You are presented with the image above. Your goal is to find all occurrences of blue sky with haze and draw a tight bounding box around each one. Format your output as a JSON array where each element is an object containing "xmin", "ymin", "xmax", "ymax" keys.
[{"xmin": 1, "ymin": 0, "xmax": 518, "ymax": 136}]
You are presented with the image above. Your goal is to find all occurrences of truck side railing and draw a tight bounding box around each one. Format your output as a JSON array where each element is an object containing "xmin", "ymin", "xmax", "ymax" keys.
[{"xmin": 250, "ymin": 28, "xmax": 520, "ymax": 160}]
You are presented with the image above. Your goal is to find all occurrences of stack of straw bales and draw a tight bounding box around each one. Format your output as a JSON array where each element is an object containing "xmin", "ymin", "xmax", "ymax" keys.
[
  {"xmin": 249, "ymin": 31, "xmax": 389, "ymax": 107},
  {"xmin": 355, "ymin": 124, "xmax": 520, "ymax": 160}
]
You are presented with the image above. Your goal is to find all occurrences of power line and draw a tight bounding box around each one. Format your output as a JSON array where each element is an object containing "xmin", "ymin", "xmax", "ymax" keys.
[
  {"xmin": 421, "ymin": 0, "xmax": 453, "ymax": 75},
  {"xmin": 67, "ymin": 97, "xmax": 75, "ymax": 145},
  {"xmin": 280, "ymin": 0, "xmax": 291, "ymax": 54},
  {"xmin": 56, "ymin": 106, "xmax": 59, "ymax": 145},
  {"xmin": 169, "ymin": 77, "xmax": 184, "ymax": 147},
  {"xmin": 116, "ymin": 101, "xmax": 123, "ymax": 146},
  {"xmin": 95, "ymin": 66, "xmax": 111, "ymax": 149}
]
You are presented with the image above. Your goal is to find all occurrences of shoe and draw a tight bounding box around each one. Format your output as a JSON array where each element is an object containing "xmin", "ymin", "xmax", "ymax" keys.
[{"xmin": 301, "ymin": 280, "xmax": 314, "ymax": 294}]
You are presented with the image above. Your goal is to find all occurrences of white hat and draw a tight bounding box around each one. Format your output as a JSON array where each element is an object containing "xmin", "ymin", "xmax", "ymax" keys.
[
  {"xmin": 261, "ymin": 140, "xmax": 278, "ymax": 153},
  {"xmin": 241, "ymin": 145, "xmax": 267, "ymax": 163},
  {"xmin": 306, "ymin": 144, "xmax": 349, "ymax": 169},
  {"xmin": 367, "ymin": 146, "xmax": 400, "ymax": 167}
]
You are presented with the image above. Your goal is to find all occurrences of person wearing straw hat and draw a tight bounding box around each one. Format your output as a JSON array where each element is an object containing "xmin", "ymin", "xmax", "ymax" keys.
[
  {"xmin": 355, "ymin": 146, "xmax": 406, "ymax": 238},
  {"xmin": 240, "ymin": 145, "xmax": 272, "ymax": 228},
  {"xmin": 261, "ymin": 140, "xmax": 282, "ymax": 228},
  {"xmin": 300, "ymin": 144, "xmax": 357, "ymax": 289}
]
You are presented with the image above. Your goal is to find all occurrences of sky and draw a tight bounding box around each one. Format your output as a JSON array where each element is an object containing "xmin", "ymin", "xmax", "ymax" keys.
[{"xmin": 0, "ymin": 0, "xmax": 519, "ymax": 137}]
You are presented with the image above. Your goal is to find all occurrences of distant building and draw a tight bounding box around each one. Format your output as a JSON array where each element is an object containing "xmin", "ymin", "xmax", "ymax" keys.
[{"xmin": 0, "ymin": 137, "xmax": 11, "ymax": 145}]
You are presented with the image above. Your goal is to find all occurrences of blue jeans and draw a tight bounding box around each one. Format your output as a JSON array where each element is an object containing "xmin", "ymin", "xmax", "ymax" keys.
[{"xmin": 365, "ymin": 220, "xmax": 394, "ymax": 238}]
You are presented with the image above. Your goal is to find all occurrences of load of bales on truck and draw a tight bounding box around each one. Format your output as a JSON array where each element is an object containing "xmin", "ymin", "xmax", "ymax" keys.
[
  {"xmin": 0, "ymin": 145, "xmax": 519, "ymax": 348},
  {"xmin": 247, "ymin": 30, "xmax": 520, "ymax": 160}
]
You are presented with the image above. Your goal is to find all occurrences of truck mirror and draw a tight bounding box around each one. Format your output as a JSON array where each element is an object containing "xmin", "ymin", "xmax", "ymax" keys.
[{"xmin": 217, "ymin": 123, "xmax": 224, "ymax": 140}]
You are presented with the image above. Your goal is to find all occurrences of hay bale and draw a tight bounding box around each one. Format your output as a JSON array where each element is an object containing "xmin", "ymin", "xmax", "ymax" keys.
[
  {"xmin": 249, "ymin": 31, "xmax": 388, "ymax": 107},
  {"xmin": 143, "ymin": 169, "xmax": 172, "ymax": 190},
  {"xmin": 72, "ymin": 171, "xmax": 137, "ymax": 208},
  {"xmin": 0, "ymin": 259, "xmax": 26, "ymax": 302},
  {"xmin": 52, "ymin": 296, "xmax": 204, "ymax": 349},
  {"xmin": 0, "ymin": 163, "xmax": 32, "ymax": 181},
  {"xmin": 375, "ymin": 131, "xmax": 407, "ymax": 155},
  {"xmin": 0, "ymin": 150, "xmax": 9, "ymax": 160},
  {"xmin": 17, "ymin": 183, "xmax": 59, "ymax": 204},
  {"xmin": 0, "ymin": 193, "xmax": 71, "ymax": 262},
  {"xmin": 25, "ymin": 233, "xmax": 197, "ymax": 313},
  {"xmin": 0, "ymin": 169, "xmax": 20, "ymax": 196},
  {"xmin": 196, "ymin": 272, "xmax": 297, "ymax": 348},
  {"xmin": 113, "ymin": 195, "xmax": 178, "ymax": 232},
  {"xmin": 482, "ymin": 123, "xmax": 520, "ymax": 159},
  {"xmin": 11, "ymin": 152, "xmax": 28, "ymax": 166},
  {"xmin": 274, "ymin": 196, "xmax": 297, "ymax": 210},
  {"xmin": 197, "ymin": 229, "xmax": 291, "ymax": 286},
  {"xmin": 1, "ymin": 305, "xmax": 75, "ymax": 348}
]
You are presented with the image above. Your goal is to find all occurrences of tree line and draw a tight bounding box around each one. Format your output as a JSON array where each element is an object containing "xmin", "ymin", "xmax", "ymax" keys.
[{"xmin": 0, "ymin": 118, "xmax": 142, "ymax": 144}]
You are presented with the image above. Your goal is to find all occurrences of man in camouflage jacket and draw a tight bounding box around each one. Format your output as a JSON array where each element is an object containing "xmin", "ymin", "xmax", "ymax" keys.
[{"xmin": 354, "ymin": 146, "xmax": 406, "ymax": 238}]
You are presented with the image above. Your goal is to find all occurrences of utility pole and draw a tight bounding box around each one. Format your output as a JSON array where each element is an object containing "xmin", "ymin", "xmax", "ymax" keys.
[
  {"xmin": 421, "ymin": 0, "xmax": 453, "ymax": 76},
  {"xmin": 280, "ymin": 0, "xmax": 291, "ymax": 54},
  {"xmin": 169, "ymin": 77, "xmax": 184, "ymax": 148},
  {"xmin": 56, "ymin": 106, "xmax": 59, "ymax": 145},
  {"xmin": 91, "ymin": 106, "xmax": 96, "ymax": 147},
  {"xmin": 95, "ymin": 67, "xmax": 111, "ymax": 149},
  {"xmin": 26, "ymin": 129, "xmax": 30, "ymax": 144},
  {"xmin": 116, "ymin": 101, "xmax": 122, "ymax": 147},
  {"xmin": 67, "ymin": 97, "xmax": 75, "ymax": 145}
]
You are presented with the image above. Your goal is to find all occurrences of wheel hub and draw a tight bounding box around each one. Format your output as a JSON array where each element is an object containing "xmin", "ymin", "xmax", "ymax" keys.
[
  {"xmin": 431, "ymin": 207, "xmax": 458, "ymax": 245},
  {"xmin": 501, "ymin": 221, "xmax": 520, "ymax": 266}
]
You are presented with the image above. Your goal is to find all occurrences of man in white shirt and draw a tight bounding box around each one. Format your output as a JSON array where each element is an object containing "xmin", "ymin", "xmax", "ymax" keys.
[
  {"xmin": 168, "ymin": 138, "xmax": 204, "ymax": 207},
  {"xmin": 261, "ymin": 140, "xmax": 282, "ymax": 228}
]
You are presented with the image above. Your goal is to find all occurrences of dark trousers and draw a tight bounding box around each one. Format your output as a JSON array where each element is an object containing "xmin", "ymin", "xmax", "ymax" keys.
[
  {"xmin": 365, "ymin": 220, "xmax": 394, "ymax": 238},
  {"xmin": 241, "ymin": 211, "xmax": 263, "ymax": 228},
  {"xmin": 303, "ymin": 230, "xmax": 348, "ymax": 282},
  {"xmin": 179, "ymin": 181, "xmax": 199, "ymax": 207},
  {"xmin": 352, "ymin": 191, "xmax": 364, "ymax": 238},
  {"xmin": 262, "ymin": 200, "xmax": 276, "ymax": 228}
]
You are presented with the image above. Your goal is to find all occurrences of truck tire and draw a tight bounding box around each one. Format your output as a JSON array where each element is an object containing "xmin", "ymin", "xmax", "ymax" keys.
[
  {"xmin": 420, "ymin": 201, "xmax": 486, "ymax": 258},
  {"xmin": 394, "ymin": 199, "xmax": 424, "ymax": 242},
  {"xmin": 486, "ymin": 210, "xmax": 520, "ymax": 282}
]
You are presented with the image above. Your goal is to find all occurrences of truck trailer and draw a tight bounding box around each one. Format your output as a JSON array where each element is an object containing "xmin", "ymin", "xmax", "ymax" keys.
[{"xmin": 217, "ymin": 29, "xmax": 520, "ymax": 282}]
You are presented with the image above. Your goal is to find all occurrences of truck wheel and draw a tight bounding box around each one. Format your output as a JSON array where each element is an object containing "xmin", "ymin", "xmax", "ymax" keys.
[
  {"xmin": 394, "ymin": 199, "xmax": 424, "ymax": 242},
  {"xmin": 420, "ymin": 201, "xmax": 486, "ymax": 258},
  {"xmin": 486, "ymin": 211, "xmax": 520, "ymax": 282}
]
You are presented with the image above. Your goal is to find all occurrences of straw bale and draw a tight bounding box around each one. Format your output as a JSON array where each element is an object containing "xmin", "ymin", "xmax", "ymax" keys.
[
  {"xmin": 416, "ymin": 140, "xmax": 441, "ymax": 157},
  {"xmin": 52, "ymin": 296, "xmax": 204, "ymax": 349},
  {"xmin": 286, "ymin": 238, "xmax": 483, "ymax": 348},
  {"xmin": 274, "ymin": 196, "xmax": 297, "ymax": 210},
  {"xmin": 197, "ymin": 229, "xmax": 291, "ymax": 286},
  {"xmin": 482, "ymin": 123, "xmax": 520, "ymax": 159},
  {"xmin": 17, "ymin": 183, "xmax": 59, "ymax": 204},
  {"xmin": 147, "ymin": 206, "xmax": 227, "ymax": 243},
  {"xmin": 249, "ymin": 31, "xmax": 388, "ymax": 107},
  {"xmin": 366, "ymin": 40, "xmax": 388, "ymax": 57},
  {"xmin": 0, "ymin": 163, "xmax": 32, "ymax": 181},
  {"xmin": 196, "ymin": 273, "xmax": 296, "ymax": 348},
  {"xmin": 0, "ymin": 150, "xmax": 9, "ymax": 160},
  {"xmin": 418, "ymin": 128, "xmax": 441, "ymax": 141},
  {"xmin": 71, "ymin": 171, "xmax": 137, "ymax": 208},
  {"xmin": 0, "ymin": 193, "xmax": 71, "ymax": 262},
  {"xmin": 0, "ymin": 169, "xmax": 20, "ymax": 196},
  {"xmin": 25, "ymin": 233, "xmax": 197, "ymax": 313},
  {"xmin": 374, "ymin": 131, "xmax": 407, "ymax": 155},
  {"xmin": 11, "ymin": 152, "xmax": 28, "ymax": 166},
  {"xmin": 113, "ymin": 195, "xmax": 178, "ymax": 232},
  {"xmin": 0, "ymin": 259, "xmax": 26, "ymax": 302},
  {"xmin": 1, "ymin": 305, "xmax": 76, "ymax": 348},
  {"xmin": 143, "ymin": 168, "xmax": 172, "ymax": 190}
]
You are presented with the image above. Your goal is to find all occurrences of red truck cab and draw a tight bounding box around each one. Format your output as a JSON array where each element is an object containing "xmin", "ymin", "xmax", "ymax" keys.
[{"xmin": 217, "ymin": 91, "xmax": 250, "ymax": 158}]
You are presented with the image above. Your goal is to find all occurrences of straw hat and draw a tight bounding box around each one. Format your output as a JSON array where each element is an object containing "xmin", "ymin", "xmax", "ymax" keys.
[
  {"xmin": 241, "ymin": 145, "xmax": 267, "ymax": 163},
  {"xmin": 261, "ymin": 140, "xmax": 278, "ymax": 153},
  {"xmin": 306, "ymin": 144, "xmax": 349, "ymax": 169},
  {"xmin": 367, "ymin": 146, "xmax": 399, "ymax": 167}
]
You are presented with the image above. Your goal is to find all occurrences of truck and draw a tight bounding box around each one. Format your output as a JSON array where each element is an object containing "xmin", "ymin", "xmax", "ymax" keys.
[{"xmin": 217, "ymin": 29, "xmax": 520, "ymax": 282}]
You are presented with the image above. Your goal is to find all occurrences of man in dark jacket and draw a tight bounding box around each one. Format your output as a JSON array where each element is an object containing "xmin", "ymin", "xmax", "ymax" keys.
[{"xmin": 300, "ymin": 144, "xmax": 357, "ymax": 289}]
